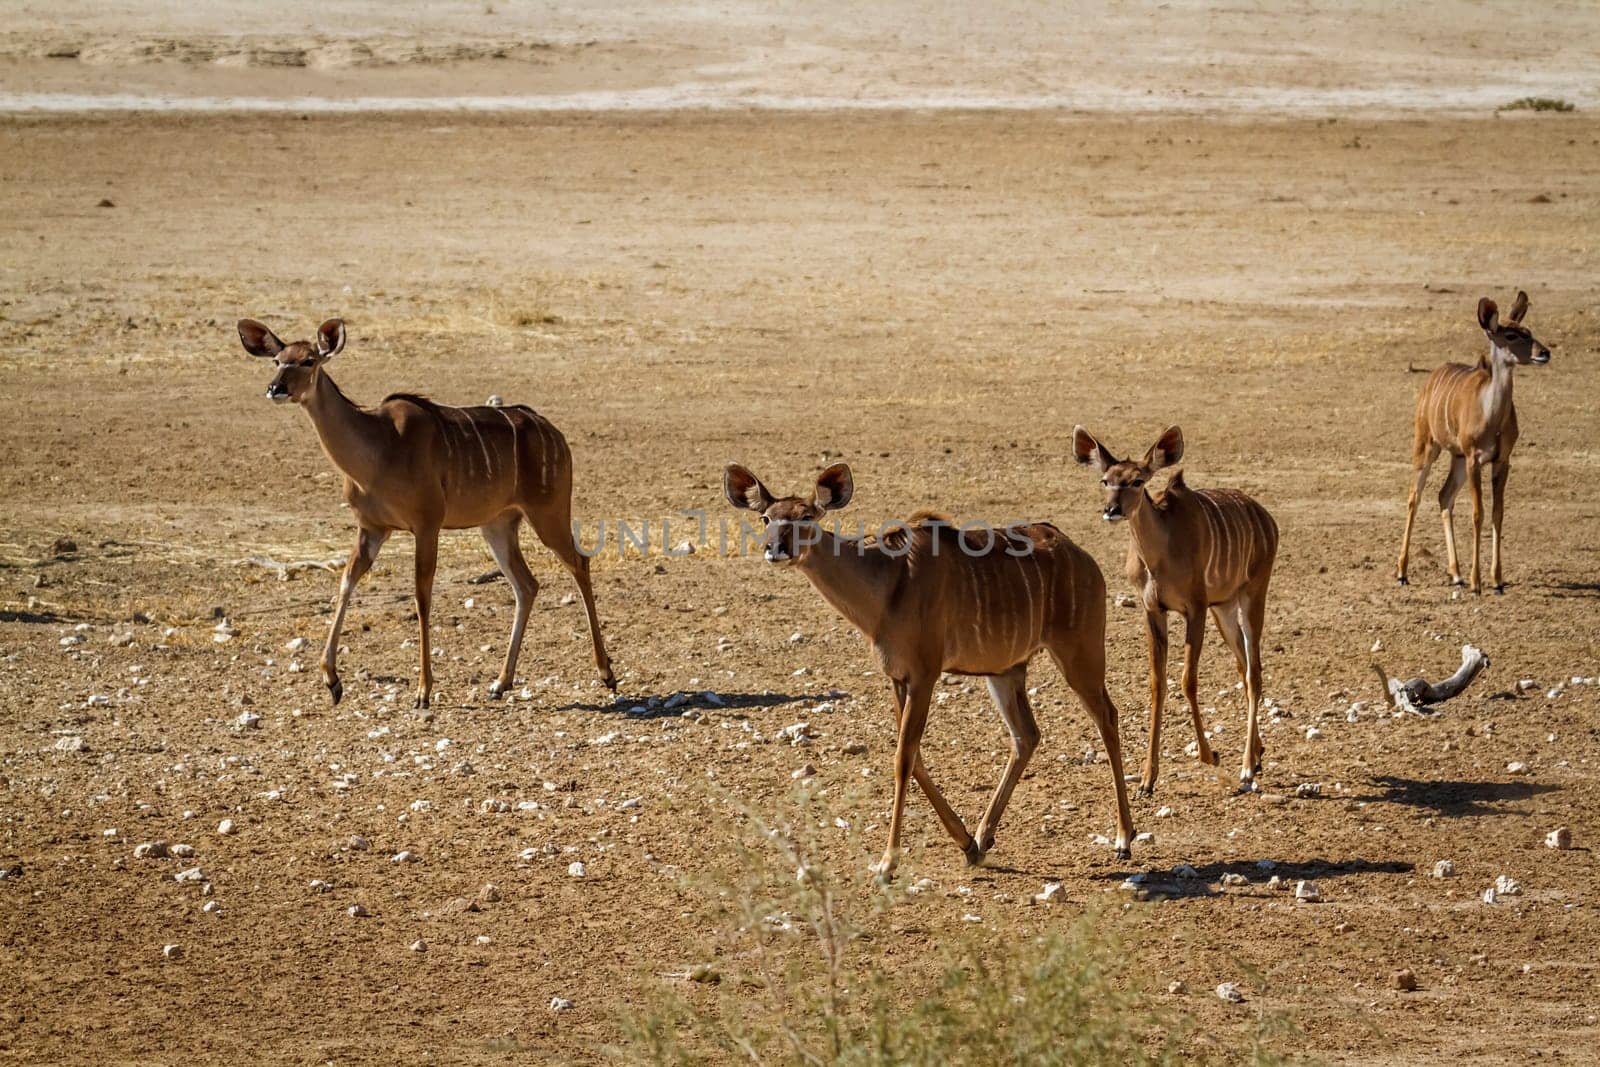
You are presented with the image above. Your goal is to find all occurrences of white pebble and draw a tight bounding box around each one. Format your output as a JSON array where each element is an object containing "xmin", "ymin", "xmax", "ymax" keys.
[
  {"xmin": 1294, "ymin": 880, "xmax": 1323, "ymax": 902},
  {"xmin": 133, "ymin": 841, "xmax": 168, "ymax": 860},
  {"xmin": 309, "ymin": 879, "xmax": 332, "ymax": 893},
  {"xmin": 285, "ymin": 637, "xmax": 309, "ymax": 653},
  {"xmin": 170, "ymin": 844, "xmax": 195, "ymax": 858},
  {"xmin": 162, "ymin": 944, "xmax": 183, "ymax": 960},
  {"xmin": 348, "ymin": 904, "xmax": 369, "ymax": 918},
  {"xmin": 1172, "ymin": 863, "xmax": 1199, "ymax": 879},
  {"xmin": 1517, "ymin": 678, "xmax": 1537, "ymax": 692},
  {"xmin": 792, "ymin": 764, "xmax": 816, "ymax": 779},
  {"xmin": 391, "ymin": 850, "xmax": 418, "ymax": 864},
  {"xmin": 54, "ymin": 736, "xmax": 88, "ymax": 752},
  {"xmin": 1034, "ymin": 882, "xmax": 1063, "ymax": 903},
  {"xmin": 1432, "ymin": 859, "xmax": 1456, "ymax": 879},
  {"xmin": 202, "ymin": 900, "xmax": 221, "ymax": 915},
  {"xmin": 174, "ymin": 866, "xmax": 205, "ymax": 883},
  {"xmin": 1216, "ymin": 982, "xmax": 1245, "ymax": 1003},
  {"xmin": 567, "ymin": 861, "xmax": 586, "ymax": 878},
  {"xmin": 1545, "ymin": 827, "xmax": 1572, "ymax": 851},
  {"xmin": 1506, "ymin": 762, "xmax": 1530, "ymax": 775},
  {"xmin": 349, "ymin": 835, "xmax": 369, "ymax": 850},
  {"xmin": 1493, "ymin": 875, "xmax": 1522, "ymax": 896},
  {"xmin": 549, "ymin": 997, "xmax": 574, "ymax": 1013},
  {"xmin": 216, "ymin": 819, "xmax": 236, "ymax": 836},
  {"xmin": 1155, "ymin": 806, "xmax": 1174, "ymax": 818},
  {"xmin": 236, "ymin": 711, "xmax": 261, "ymax": 729},
  {"xmin": 409, "ymin": 939, "xmax": 427, "ymax": 953},
  {"xmin": 1304, "ymin": 726, "xmax": 1323, "ymax": 741},
  {"xmin": 1220, "ymin": 873, "xmax": 1248, "ymax": 887}
]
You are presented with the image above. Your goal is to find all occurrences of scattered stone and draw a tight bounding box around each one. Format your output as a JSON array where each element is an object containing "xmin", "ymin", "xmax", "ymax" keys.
[
  {"xmin": 133, "ymin": 841, "xmax": 169, "ymax": 860},
  {"xmin": 161, "ymin": 943, "xmax": 183, "ymax": 960},
  {"xmin": 86, "ymin": 694, "xmax": 111, "ymax": 707},
  {"xmin": 479, "ymin": 798, "xmax": 510, "ymax": 814},
  {"xmin": 410, "ymin": 939, "xmax": 427, "ymax": 952},
  {"xmin": 549, "ymin": 997, "xmax": 575, "ymax": 1013},
  {"xmin": 1167, "ymin": 979, "xmax": 1187, "ymax": 994},
  {"xmin": 347, "ymin": 904, "xmax": 369, "ymax": 918},
  {"xmin": 391, "ymin": 850, "xmax": 418, "ymax": 864},
  {"xmin": 616, "ymin": 797, "xmax": 641, "ymax": 811},
  {"xmin": 1220, "ymin": 873, "xmax": 1248, "ymax": 887},
  {"xmin": 1294, "ymin": 880, "xmax": 1323, "ymax": 902},
  {"xmin": 1493, "ymin": 874, "xmax": 1522, "ymax": 896},
  {"xmin": 54, "ymin": 736, "xmax": 88, "ymax": 752},
  {"xmin": 1034, "ymin": 882, "xmax": 1063, "ymax": 903},
  {"xmin": 841, "ymin": 741, "xmax": 868, "ymax": 756},
  {"xmin": 479, "ymin": 884, "xmax": 501, "ymax": 904},
  {"xmin": 1155, "ymin": 805, "xmax": 1174, "ymax": 818},
  {"xmin": 1517, "ymin": 678, "xmax": 1538, "ymax": 692},
  {"xmin": 348, "ymin": 834, "xmax": 369, "ymax": 851},
  {"xmin": 1545, "ymin": 827, "xmax": 1572, "ymax": 851},
  {"xmin": 236, "ymin": 711, "xmax": 261, "ymax": 730},
  {"xmin": 777, "ymin": 722, "xmax": 813, "ymax": 745},
  {"xmin": 309, "ymin": 879, "xmax": 332, "ymax": 893},
  {"xmin": 442, "ymin": 896, "xmax": 480, "ymax": 915},
  {"xmin": 1432, "ymin": 860, "xmax": 1456, "ymax": 879},
  {"xmin": 216, "ymin": 819, "xmax": 236, "ymax": 836},
  {"xmin": 1215, "ymin": 982, "xmax": 1245, "ymax": 1003},
  {"xmin": 1304, "ymin": 726, "xmax": 1324, "ymax": 741},
  {"xmin": 285, "ymin": 637, "xmax": 309, "ymax": 653},
  {"xmin": 567, "ymin": 861, "xmax": 587, "ymax": 878},
  {"xmin": 170, "ymin": 844, "xmax": 195, "ymax": 859},
  {"xmin": 1391, "ymin": 968, "xmax": 1418, "ymax": 991},
  {"xmin": 174, "ymin": 866, "xmax": 205, "ymax": 883},
  {"xmin": 202, "ymin": 900, "xmax": 222, "ymax": 915},
  {"xmin": 1255, "ymin": 859, "xmax": 1277, "ymax": 872},
  {"xmin": 792, "ymin": 764, "xmax": 817, "ymax": 780},
  {"xmin": 1172, "ymin": 863, "xmax": 1200, "ymax": 879},
  {"xmin": 1294, "ymin": 782, "xmax": 1322, "ymax": 798},
  {"xmin": 1506, "ymin": 761, "xmax": 1530, "ymax": 776}
]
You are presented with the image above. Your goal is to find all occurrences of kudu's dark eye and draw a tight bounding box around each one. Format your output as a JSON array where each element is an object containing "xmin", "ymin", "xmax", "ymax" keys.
[
  {"xmin": 761, "ymin": 515, "xmax": 771, "ymax": 526},
  {"xmin": 1132, "ymin": 479, "xmax": 1145, "ymax": 488}
]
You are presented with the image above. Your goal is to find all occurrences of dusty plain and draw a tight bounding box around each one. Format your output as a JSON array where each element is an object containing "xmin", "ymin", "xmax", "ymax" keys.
[{"xmin": 1, "ymin": 9, "xmax": 1599, "ymax": 1064}]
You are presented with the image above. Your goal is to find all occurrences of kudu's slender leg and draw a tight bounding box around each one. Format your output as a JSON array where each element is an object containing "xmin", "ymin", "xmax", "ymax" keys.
[
  {"xmin": 875, "ymin": 673, "xmax": 936, "ymax": 878},
  {"xmin": 413, "ymin": 525, "xmax": 440, "ymax": 709},
  {"xmin": 973, "ymin": 668, "xmax": 1040, "ymax": 861},
  {"xmin": 1467, "ymin": 457, "xmax": 1485, "ymax": 594},
  {"xmin": 1397, "ymin": 442, "xmax": 1439, "ymax": 585},
  {"xmin": 1177, "ymin": 608, "xmax": 1210, "ymax": 773},
  {"xmin": 322, "ymin": 526, "xmax": 388, "ymax": 705},
  {"xmin": 1438, "ymin": 454, "xmax": 1467, "ymax": 585},
  {"xmin": 1139, "ymin": 609, "xmax": 1188, "ymax": 796},
  {"xmin": 1237, "ymin": 590, "xmax": 1269, "ymax": 786},
  {"xmin": 1490, "ymin": 460, "xmax": 1510, "ymax": 593},
  {"xmin": 480, "ymin": 513, "xmax": 539, "ymax": 699},
  {"xmin": 1050, "ymin": 638, "xmax": 1134, "ymax": 860},
  {"xmin": 527, "ymin": 501, "xmax": 616, "ymax": 691},
  {"xmin": 891, "ymin": 680, "xmax": 978, "ymax": 862}
]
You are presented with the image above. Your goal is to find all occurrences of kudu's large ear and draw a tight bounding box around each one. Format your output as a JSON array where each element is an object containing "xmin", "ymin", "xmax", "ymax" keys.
[
  {"xmin": 316, "ymin": 318, "xmax": 347, "ymax": 358},
  {"xmin": 1072, "ymin": 426, "xmax": 1116, "ymax": 473},
  {"xmin": 237, "ymin": 319, "xmax": 285, "ymax": 358},
  {"xmin": 1477, "ymin": 297, "xmax": 1499, "ymax": 332},
  {"xmin": 1145, "ymin": 425, "xmax": 1184, "ymax": 471},
  {"xmin": 813, "ymin": 463, "xmax": 854, "ymax": 511},
  {"xmin": 724, "ymin": 464, "xmax": 775, "ymax": 512},
  {"xmin": 1507, "ymin": 290, "xmax": 1529, "ymax": 324}
]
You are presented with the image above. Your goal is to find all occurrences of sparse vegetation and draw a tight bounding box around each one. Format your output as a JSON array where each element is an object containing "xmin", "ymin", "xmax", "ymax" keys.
[
  {"xmin": 1499, "ymin": 97, "xmax": 1575, "ymax": 113},
  {"xmin": 617, "ymin": 791, "xmax": 1296, "ymax": 1066}
]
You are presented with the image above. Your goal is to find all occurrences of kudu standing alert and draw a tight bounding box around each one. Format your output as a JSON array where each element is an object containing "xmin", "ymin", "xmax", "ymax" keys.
[
  {"xmin": 1073, "ymin": 426, "xmax": 1278, "ymax": 793},
  {"xmin": 1396, "ymin": 291, "xmax": 1553, "ymax": 594},
  {"xmin": 237, "ymin": 318, "xmax": 615, "ymax": 708},
  {"xmin": 724, "ymin": 462, "xmax": 1136, "ymax": 876}
]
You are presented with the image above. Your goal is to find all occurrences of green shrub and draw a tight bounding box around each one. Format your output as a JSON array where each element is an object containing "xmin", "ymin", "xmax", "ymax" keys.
[{"xmin": 1500, "ymin": 97, "xmax": 1576, "ymax": 112}]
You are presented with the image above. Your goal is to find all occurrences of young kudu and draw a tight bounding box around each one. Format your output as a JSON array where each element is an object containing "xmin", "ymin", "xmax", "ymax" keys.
[
  {"xmin": 1396, "ymin": 291, "xmax": 1553, "ymax": 594},
  {"xmin": 724, "ymin": 462, "xmax": 1135, "ymax": 876},
  {"xmin": 237, "ymin": 318, "xmax": 615, "ymax": 708},
  {"xmin": 1073, "ymin": 426, "xmax": 1278, "ymax": 793}
]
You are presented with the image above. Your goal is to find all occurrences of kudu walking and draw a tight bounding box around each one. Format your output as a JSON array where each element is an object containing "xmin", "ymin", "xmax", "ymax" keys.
[
  {"xmin": 1396, "ymin": 291, "xmax": 1553, "ymax": 594},
  {"xmin": 1073, "ymin": 426, "xmax": 1278, "ymax": 793},
  {"xmin": 724, "ymin": 462, "xmax": 1135, "ymax": 876},
  {"xmin": 237, "ymin": 318, "xmax": 615, "ymax": 708}
]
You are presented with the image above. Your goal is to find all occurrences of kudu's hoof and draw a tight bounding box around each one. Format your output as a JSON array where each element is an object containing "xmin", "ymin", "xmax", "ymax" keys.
[
  {"xmin": 1135, "ymin": 783, "xmax": 1155, "ymax": 799},
  {"xmin": 601, "ymin": 670, "xmax": 618, "ymax": 693},
  {"xmin": 1114, "ymin": 845, "xmax": 1132, "ymax": 861},
  {"xmin": 1494, "ymin": 585, "xmax": 1505, "ymax": 596},
  {"xmin": 327, "ymin": 679, "xmax": 343, "ymax": 705},
  {"xmin": 486, "ymin": 680, "xmax": 507, "ymax": 701},
  {"xmin": 963, "ymin": 840, "xmax": 987, "ymax": 867},
  {"xmin": 1396, "ymin": 575, "xmax": 1409, "ymax": 587}
]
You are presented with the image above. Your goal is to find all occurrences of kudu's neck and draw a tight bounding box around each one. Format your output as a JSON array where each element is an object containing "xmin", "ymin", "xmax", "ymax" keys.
[
  {"xmin": 795, "ymin": 529, "xmax": 901, "ymax": 643},
  {"xmin": 301, "ymin": 370, "xmax": 387, "ymax": 489},
  {"xmin": 1127, "ymin": 489, "xmax": 1180, "ymax": 569},
  {"xmin": 1481, "ymin": 345, "xmax": 1515, "ymax": 427}
]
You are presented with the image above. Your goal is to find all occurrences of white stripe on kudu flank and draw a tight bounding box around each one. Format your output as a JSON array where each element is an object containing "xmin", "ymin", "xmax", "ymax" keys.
[
  {"xmin": 498, "ymin": 408, "xmax": 520, "ymax": 489},
  {"xmin": 465, "ymin": 417, "xmax": 494, "ymax": 479}
]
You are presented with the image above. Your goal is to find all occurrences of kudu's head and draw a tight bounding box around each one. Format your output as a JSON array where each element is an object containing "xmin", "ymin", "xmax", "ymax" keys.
[
  {"xmin": 723, "ymin": 462, "xmax": 854, "ymax": 565},
  {"xmin": 1072, "ymin": 425, "xmax": 1183, "ymax": 523},
  {"xmin": 1479, "ymin": 291, "xmax": 1551, "ymax": 367},
  {"xmin": 237, "ymin": 318, "xmax": 347, "ymax": 404}
]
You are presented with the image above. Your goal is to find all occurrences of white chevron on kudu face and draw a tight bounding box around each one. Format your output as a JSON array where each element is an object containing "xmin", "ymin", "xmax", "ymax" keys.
[
  {"xmin": 723, "ymin": 462, "xmax": 1136, "ymax": 878},
  {"xmin": 1396, "ymin": 291, "xmax": 1554, "ymax": 595},
  {"xmin": 235, "ymin": 316, "xmax": 616, "ymax": 711},
  {"xmin": 1074, "ymin": 424, "xmax": 1279, "ymax": 795}
]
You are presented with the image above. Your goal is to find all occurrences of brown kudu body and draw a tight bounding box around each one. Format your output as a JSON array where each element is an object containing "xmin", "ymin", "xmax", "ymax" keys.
[
  {"xmin": 1396, "ymin": 291, "xmax": 1553, "ymax": 594},
  {"xmin": 1074, "ymin": 426, "xmax": 1278, "ymax": 793},
  {"xmin": 725, "ymin": 462, "xmax": 1135, "ymax": 876},
  {"xmin": 238, "ymin": 318, "xmax": 615, "ymax": 708}
]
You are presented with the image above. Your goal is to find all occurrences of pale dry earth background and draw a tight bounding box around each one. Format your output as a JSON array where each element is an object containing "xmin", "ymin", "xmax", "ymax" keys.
[{"xmin": 1, "ymin": 3, "xmax": 1599, "ymax": 1065}]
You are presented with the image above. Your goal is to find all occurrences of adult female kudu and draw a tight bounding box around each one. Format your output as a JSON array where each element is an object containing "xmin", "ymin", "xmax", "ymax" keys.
[
  {"xmin": 1073, "ymin": 426, "xmax": 1278, "ymax": 793},
  {"xmin": 724, "ymin": 462, "xmax": 1135, "ymax": 876},
  {"xmin": 1396, "ymin": 291, "xmax": 1553, "ymax": 594},
  {"xmin": 237, "ymin": 318, "xmax": 615, "ymax": 708}
]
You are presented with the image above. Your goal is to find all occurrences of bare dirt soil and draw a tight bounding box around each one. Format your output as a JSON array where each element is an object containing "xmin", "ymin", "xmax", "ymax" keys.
[{"xmin": 1, "ymin": 105, "xmax": 1598, "ymax": 1064}]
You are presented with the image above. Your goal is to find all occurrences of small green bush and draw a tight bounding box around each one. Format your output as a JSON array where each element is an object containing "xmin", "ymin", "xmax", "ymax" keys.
[{"xmin": 1500, "ymin": 97, "xmax": 1576, "ymax": 113}]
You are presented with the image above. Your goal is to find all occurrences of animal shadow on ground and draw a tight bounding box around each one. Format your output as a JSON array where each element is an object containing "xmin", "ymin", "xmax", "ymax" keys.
[
  {"xmin": 1, "ymin": 609, "xmax": 64, "ymax": 624},
  {"xmin": 557, "ymin": 690, "xmax": 815, "ymax": 717},
  {"xmin": 1076, "ymin": 856, "xmax": 1414, "ymax": 899},
  {"xmin": 1356, "ymin": 775, "xmax": 1558, "ymax": 816},
  {"xmin": 1543, "ymin": 580, "xmax": 1600, "ymax": 599}
]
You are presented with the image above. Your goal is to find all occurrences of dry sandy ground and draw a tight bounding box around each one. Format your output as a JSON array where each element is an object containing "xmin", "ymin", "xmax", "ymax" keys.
[
  {"xmin": 2, "ymin": 4, "xmax": 1600, "ymax": 1062},
  {"xmin": 2, "ymin": 1, "xmax": 1599, "ymax": 112},
  {"xmin": 1, "ymin": 107, "xmax": 1597, "ymax": 1065}
]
